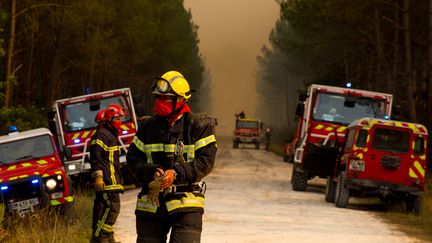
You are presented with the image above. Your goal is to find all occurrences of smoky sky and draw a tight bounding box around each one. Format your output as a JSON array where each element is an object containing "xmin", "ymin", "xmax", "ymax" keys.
[{"xmin": 183, "ymin": 0, "xmax": 279, "ymax": 135}]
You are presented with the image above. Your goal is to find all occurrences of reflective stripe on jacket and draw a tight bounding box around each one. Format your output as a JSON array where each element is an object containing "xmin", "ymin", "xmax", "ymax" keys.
[
  {"xmin": 126, "ymin": 112, "xmax": 217, "ymax": 215},
  {"xmin": 90, "ymin": 125, "xmax": 124, "ymax": 192}
]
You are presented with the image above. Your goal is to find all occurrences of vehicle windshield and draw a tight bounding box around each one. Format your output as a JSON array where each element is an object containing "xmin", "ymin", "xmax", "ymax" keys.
[
  {"xmin": 371, "ymin": 128, "xmax": 409, "ymax": 153},
  {"xmin": 312, "ymin": 92, "xmax": 386, "ymax": 125},
  {"xmin": 0, "ymin": 135, "xmax": 54, "ymax": 164},
  {"xmin": 237, "ymin": 121, "xmax": 259, "ymax": 129},
  {"xmin": 63, "ymin": 95, "xmax": 132, "ymax": 132}
]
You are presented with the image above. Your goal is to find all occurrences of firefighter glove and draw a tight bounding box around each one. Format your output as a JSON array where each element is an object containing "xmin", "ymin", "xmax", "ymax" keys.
[
  {"xmin": 161, "ymin": 169, "xmax": 176, "ymax": 189},
  {"xmin": 93, "ymin": 170, "xmax": 105, "ymax": 191},
  {"xmin": 148, "ymin": 175, "xmax": 163, "ymax": 207}
]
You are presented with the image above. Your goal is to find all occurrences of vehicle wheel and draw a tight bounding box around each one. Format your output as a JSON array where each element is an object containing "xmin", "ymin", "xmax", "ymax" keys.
[
  {"xmin": 406, "ymin": 196, "xmax": 423, "ymax": 215},
  {"xmin": 325, "ymin": 176, "xmax": 336, "ymax": 203},
  {"xmin": 335, "ymin": 171, "xmax": 349, "ymax": 208},
  {"xmin": 283, "ymin": 153, "xmax": 289, "ymax": 162},
  {"xmin": 255, "ymin": 142, "xmax": 260, "ymax": 150},
  {"xmin": 287, "ymin": 154, "xmax": 294, "ymax": 163},
  {"xmin": 233, "ymin": 141, "xmax": 238, "ymax": 149},
  {"xmin": 292, "ymin": 164, "xmax": 307, "ymax": 191},
  {"xmin": 60, "ymin": 202, "xmax": 77, "ymax": 223}
]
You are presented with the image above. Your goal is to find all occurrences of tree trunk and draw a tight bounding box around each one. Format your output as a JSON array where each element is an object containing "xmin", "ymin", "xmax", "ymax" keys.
[
  {"xmin": 403, "ymin": 0, "xmax": 417, "ymax": 121},
  {"xmin": 392, "ymin": 1, "xmax": 400, "ymax": 95},
  {"xmin": 24, "ymin": 17, "xmax": 36, "ymax": 108},
  {"xmin": 4, "ymin": 0, "xmax": 16, "ymax": 107},
  {"xmin": 428, "ymin": 0, "xmax": 432, "ymax": 127},
  {"xmin": 374, "ymin": 4, "xmax": 384, "ymax": 91}
]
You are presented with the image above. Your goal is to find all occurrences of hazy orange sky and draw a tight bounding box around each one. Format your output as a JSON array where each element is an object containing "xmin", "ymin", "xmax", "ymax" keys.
[{"xmin": 183, "ymin": 0, "xmax": 279, "ymax": 135}]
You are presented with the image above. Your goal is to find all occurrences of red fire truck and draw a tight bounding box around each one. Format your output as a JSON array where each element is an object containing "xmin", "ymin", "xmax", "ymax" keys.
[
  {"xmin": 328, "ymin": 118, "xmax": 427, "ymax": 215},
  {"xmin": 0, "ymin": 127, "xmax": 74, "ymax": 217},
  {"xmin": 233, "ymin": 118, "xmax": 262, "ymax": 149},
  {"xmin": 291, "ymin": 84, "xmax": 393, "ymax": 191},
  {"xmin": 48, "ymin": 88, "xmax": 138, "ymax": 187}
]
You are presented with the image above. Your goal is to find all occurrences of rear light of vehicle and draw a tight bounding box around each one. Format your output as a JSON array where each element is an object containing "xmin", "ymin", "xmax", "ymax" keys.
[{"xmin": 349, "ymin": 159, "xmax": 365, "ymax": 172}]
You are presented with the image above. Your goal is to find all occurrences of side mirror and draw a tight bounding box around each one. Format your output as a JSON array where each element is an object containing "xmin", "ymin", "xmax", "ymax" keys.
[
  {"xmin": 298, "ymin": 92, "xmax": 307, "ymax": 102},
  {"xmin": 47, "ymin": 111, "xmax": 56, "ymax": 120},
  {"xmin": 48, "ymin": 120, "xmax": 57, "ymax": 134},
  {"xmin": 296, "ymin": 103, "xmax": 304, "ymax": 116}
]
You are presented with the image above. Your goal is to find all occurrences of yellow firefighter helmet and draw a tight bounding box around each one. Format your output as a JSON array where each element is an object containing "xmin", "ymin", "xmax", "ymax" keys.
[{"xmin": 152, "ymin": 71, "xmax": 192, "ymax": 99}]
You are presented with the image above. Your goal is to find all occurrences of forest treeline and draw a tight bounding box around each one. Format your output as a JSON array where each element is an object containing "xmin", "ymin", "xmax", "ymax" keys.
[
  {"xmin": 257, "ymin": 0, "xmax": 432, "ymax": 141},
  {"xmin": 0, "ymin": 0, "xmax": 208, "ymax": 131}
]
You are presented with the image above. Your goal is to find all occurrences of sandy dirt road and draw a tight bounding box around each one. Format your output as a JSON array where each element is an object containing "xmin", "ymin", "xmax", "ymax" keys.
[{"xmin": 115, "ymin": 138, "xmax": 423, "ymax": 243}]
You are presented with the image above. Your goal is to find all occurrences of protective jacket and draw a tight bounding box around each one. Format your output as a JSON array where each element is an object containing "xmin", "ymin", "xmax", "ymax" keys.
[
  {"xmin": 90, "ymin": 124, "xmax": 124, "ymax": 192},
  {"xmin": 126, "ymin": 112, "xmax": 217, "ymax": 216}
]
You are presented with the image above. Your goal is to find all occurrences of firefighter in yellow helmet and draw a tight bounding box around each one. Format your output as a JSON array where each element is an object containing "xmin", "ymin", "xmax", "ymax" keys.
[{"xmin": 126, "ymin": 70, "xmax": 217, "ymax": 242}]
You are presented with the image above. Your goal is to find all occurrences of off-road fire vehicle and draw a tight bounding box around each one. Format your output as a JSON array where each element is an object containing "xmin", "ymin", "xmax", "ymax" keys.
[
  {"xmin": 326, "ymin": 118, "xmax": 427, "ymax": 215},
  {"xmin": 0, "ymin": 127, "xmax": 74, "ymax": 217}
]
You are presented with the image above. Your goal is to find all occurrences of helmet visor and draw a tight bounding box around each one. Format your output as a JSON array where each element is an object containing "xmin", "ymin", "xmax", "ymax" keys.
[{"xmin": 152, "ymin": 78, "xmax": 173, "ymax": 94}]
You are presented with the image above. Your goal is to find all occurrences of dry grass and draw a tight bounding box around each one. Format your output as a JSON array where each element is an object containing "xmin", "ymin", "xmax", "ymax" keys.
[
  {"xmin": 0, "ymin": 192, "xmax": 93, "ymax": 243},
  {"xmin": 382, "ymin": 176, "xmax": 432, "ymax": 242}
]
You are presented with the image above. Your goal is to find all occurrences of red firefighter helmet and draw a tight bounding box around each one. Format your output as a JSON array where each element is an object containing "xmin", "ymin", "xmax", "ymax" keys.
[
  {"xmin": 104, "ymin": 104, "xmax": 125, "ymax": 129},
  {"xmin": 95, "ymin": 109, "xmax": 106, "ymax": 123}
]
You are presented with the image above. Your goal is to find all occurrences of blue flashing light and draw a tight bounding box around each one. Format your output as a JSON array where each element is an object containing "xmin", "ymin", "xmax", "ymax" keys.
[
  {"xmin": 85, "ymin": 87, "xmax": 91, "ymax": 94},
  {"xmin": 73, "ymin": 139, "xmax": 81, "ymax": 144},
  {"xmin": 8, "ymin": 125, "xmax": 18, "ymax": 132},
  {"xmin": 1, "ymin": 186, "xmax": 8, "ymax": 191},
  {"xmin": 383, "ymin": 115, "xmax": 389, "ymax": 120},
  {"xmin": 345, "ymin": 82, "xmax": 352, "ymax": 88},
  {"xmin": 122, "ymin": 130, "xmax": 128, "ymax": 135},
  {"xmin": 31, "ymin": 179, "xmax": 39, "ymax": 184}
]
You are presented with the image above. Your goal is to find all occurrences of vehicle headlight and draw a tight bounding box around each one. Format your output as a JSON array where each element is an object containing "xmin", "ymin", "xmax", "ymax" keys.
[
  {"xmin": 68, "ymin": 164, "xmax": 76, "ymax": 171},
  {"xmin": 46, "ymin": 178, "xmax": 57, "ymax": 190}
]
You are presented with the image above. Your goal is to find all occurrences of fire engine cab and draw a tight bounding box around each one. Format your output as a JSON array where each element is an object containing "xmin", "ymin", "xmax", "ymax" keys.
[
  {"xmin": 233, "ymin": 118, "xmax": 262, "ymax": 149},
  {"xmin": 48, "ymin": 88, "xmax": 138, "ymax": 186},
  {"xmin": 327, "ymin": 118, "xmax": 427, "ymax": 215},
  {"xmin": 0, "ymin": 127, "xmax": 74, "ymax": 217},
  {"xmin": 291, "ymin": 84, "xmax": 393, "ymax": 191}
]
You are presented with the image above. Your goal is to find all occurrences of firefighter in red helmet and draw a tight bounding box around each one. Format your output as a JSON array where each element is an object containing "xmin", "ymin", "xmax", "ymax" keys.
[
  {"xmin": 126, "ymin": 71, "xmax": 217, "ymax": 242},
  {"xmin": 90, "ymin": 104, "xmax": 125, "ymax": 243}
]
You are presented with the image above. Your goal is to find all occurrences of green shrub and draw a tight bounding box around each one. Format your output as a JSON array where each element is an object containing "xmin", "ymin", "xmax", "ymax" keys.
[{"xmin": 0, "ymin": 106, "xmax": 48, "ymax": 135}]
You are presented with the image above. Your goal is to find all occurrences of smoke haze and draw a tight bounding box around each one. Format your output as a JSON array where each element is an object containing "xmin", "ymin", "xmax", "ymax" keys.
[{"xmin": 183, "ymin": 0, "xmax": 279, "ymax": 135}]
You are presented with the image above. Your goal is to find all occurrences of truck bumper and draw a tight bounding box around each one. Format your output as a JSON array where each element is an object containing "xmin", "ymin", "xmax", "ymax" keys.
[
  {"xmin": 233, "ymin": 137, "xmax": 259, "ymax": 144},
  {"xmin": 346, "ymin": 178, "xmax": 424, "ymax": 197}
]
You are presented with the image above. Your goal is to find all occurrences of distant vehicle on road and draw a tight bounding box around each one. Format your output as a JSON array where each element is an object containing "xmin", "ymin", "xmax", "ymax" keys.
[{"xmin": 233, "ymin": 118, "xmax": 262, "ymax": 149}]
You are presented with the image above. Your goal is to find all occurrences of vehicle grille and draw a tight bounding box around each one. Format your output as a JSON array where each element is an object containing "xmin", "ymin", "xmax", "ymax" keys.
[{"xmin": 0, "ymin": 177, "xmax": 45, "ymax": 209}]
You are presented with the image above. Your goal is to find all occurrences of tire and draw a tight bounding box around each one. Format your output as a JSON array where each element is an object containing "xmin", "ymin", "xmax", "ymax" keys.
[
  {"xmin": 407, "ymin": 196, "xmax": 423, "ymax": 215},
  {"xmin": 292, "ymin": 164, "xmax": 307, "ymax": 191},
  {"xmin": 283, "ymin": 154, "xmax": 289, "ymax": 162},
  {"xmin": 233, "ymin": 141, "xmax": 238, "ymax": 149},
  {"xmin": 60, "ymin": 202, "xmax": 77, "ymax": 223},
  {"xmin": 335, "ymin": 171, "xmax": 349, "ymax": 208},
  {"xmin": 325, "ymin": 176, "xmax": 336, "ymax": 203},
  {"xmin": 287, "ymin": 154, "xmax": 294, "ymax": 163}
]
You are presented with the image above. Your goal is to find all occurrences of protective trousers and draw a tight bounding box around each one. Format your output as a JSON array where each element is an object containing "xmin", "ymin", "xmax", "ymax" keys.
[
  {"xmin": 91, "ymin": 192, "xmax": 121, "ymax": 243},
  {"xmin": 136, "ymin": 211, "xmax": 203, "ymax": 243}
]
